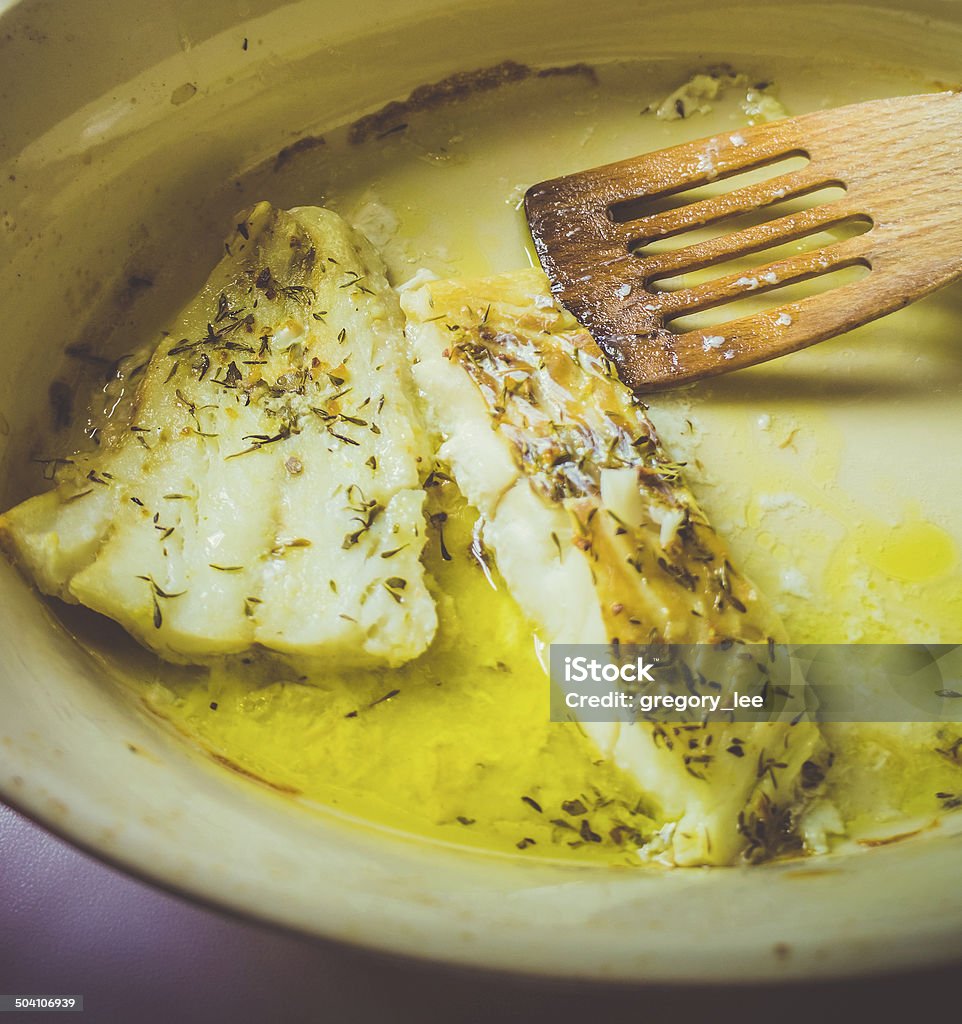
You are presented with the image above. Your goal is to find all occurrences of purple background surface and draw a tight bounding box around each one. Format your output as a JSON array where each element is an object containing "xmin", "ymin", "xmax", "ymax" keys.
[{"xmin": 1, "ymin": 800, "xmax": 958, "ymax": 1023}]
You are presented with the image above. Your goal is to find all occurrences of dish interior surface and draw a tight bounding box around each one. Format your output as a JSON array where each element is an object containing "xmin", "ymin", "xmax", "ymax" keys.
[{"xmin": 1, "ymin": 0, "xmax": 962, "ymax": 980}]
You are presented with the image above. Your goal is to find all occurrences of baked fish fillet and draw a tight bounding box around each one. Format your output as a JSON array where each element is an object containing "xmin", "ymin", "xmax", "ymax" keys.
[
  {"xmin": 403, "ymin": 268, "xmax": 827, "ymax": 865},
  {"xmin": 0, "ymin": 203, "xmax": 436, "ymax": 668}
]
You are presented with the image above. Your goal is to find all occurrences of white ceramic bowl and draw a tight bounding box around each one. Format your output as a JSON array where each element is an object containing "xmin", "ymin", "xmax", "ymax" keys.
[{"xmin": 2, "ymin": 0, "xmax": 962, "ymax": 982}]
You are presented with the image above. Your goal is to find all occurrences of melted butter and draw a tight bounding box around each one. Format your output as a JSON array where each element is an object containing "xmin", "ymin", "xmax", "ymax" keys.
[
  {"xmin": 860, "ymin": 515, "xmax": 957, "ymax": 584},
  {"xmin": 820, "ymin": 722, "xmax": 962, "ymax": 838},
  {"xmin": 668, "ymin": 388, "xmax": 962, "ymax": 644},
  {"xmin": 142, "ymin": 491, "xmax": 653, "ymax": 863}
]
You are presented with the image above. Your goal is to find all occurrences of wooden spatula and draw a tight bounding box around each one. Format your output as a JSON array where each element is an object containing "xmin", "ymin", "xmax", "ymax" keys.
[{"xmin": 524, "ymin": 91, "xmax": 962, "ymax": 392}]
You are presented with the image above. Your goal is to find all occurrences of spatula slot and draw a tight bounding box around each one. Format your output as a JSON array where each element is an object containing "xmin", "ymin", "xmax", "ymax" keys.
[
  {"xmin": 633, "ymin": 187, "xmax": 848, "ymax": 255},
  {"xmin": 608, "ymin": 153, "xmax": 810, "ymax": 224},
  {"xmin": 648, "ymin": 214, "xmax": 873, "ymax": 291},
  {"xmin": 665, "ymin": 262, "xmax": 871, "ymax": 334}
]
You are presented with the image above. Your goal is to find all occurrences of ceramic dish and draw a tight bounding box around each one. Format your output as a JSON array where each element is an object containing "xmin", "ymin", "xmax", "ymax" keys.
[{"xmin": 2, "ymin": 0, "xmax": 961, "ymax": 981}]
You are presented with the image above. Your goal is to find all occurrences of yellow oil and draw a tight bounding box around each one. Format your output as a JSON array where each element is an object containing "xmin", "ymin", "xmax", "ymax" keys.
[
  {"xmin": 859, "ymin": 515, "xmax": 956, "ymax": 585},
  {"xmin": 141, "ymin": 489, "xmax": 654, "ymax": 863}
]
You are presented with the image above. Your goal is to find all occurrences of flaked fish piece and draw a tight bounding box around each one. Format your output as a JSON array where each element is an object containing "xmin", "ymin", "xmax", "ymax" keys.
[
  {"xmin": 403, "ymin": 268, "xmax": 826, "ymax": 865},
  {"xmin": 0, "ymin": 203, "xmax": 437, "ymax": 668}
]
